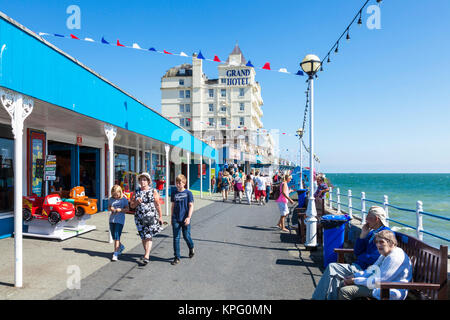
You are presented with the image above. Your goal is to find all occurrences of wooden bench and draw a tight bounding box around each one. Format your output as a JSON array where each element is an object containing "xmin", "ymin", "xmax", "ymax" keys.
[
  {"xmin": 295, "ymin": 198, "xmax": 326, "ymax": 244},
  {"xmin": 334, "ymin": 231, "xmax": 448, "ymax": 300}
]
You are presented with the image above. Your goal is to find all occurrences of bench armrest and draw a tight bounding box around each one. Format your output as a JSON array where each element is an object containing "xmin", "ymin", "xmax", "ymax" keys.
[
  {"xmin": 333, "ymin": 248, "xmax": 354, "ymax": 263},
  {"xmin": 379, "ymin": 282, "xmax": 441, "ymax": 300}
]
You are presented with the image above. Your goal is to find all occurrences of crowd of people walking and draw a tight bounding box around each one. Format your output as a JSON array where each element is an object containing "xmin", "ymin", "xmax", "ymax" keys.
[{"xmin": 214, "ymin": 167, "xmax": 286, "ymax": 206}]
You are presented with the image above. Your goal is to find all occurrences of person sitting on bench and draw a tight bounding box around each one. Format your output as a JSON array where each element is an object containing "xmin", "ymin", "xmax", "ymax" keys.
[{"xmin": 312, "ymin": 206, "xmax": 391, "ymax": 300}]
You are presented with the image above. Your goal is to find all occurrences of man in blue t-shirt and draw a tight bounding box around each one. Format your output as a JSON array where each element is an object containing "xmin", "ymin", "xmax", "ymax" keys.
[{"xmin": 170, "ymin": 174, "xmax": 195, "ymax": 265}]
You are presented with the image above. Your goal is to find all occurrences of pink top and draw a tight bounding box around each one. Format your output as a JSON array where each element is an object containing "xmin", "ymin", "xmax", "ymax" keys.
[{"xmin": 276, "ymin": 182, "xmax": 288, "ymax": 204}]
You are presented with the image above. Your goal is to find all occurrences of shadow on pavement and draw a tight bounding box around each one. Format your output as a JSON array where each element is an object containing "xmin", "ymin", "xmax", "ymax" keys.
[{"xmin": 237, "ymin": 225, "xmax": 276, "ymax": 231}]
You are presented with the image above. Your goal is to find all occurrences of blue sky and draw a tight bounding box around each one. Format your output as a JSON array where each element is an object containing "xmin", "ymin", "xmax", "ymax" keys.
[{"xmin": 1, "ymin": 0, "xmax": 449, "ymax": 173}]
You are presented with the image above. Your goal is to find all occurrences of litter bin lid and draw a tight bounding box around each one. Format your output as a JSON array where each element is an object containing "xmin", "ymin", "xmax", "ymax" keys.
[
  {"xmin": 320, "ymin": 214, "xmax": 350, "ymax": 229},
  {"xmin": 321, "ymin": 214, "xmax": 350, "ymax": 221}
]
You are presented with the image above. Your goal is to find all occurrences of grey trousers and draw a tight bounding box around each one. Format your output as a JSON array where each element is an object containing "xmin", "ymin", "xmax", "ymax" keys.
[
  {"xmin": 338, "ymin": 284, "xmax": 373, "ymax": 300},
  {"xmin": 312, "ymin": 263, "xmax": 362, "ymax": 300}
]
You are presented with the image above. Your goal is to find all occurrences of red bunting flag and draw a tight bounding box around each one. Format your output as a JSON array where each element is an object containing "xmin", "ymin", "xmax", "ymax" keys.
[
  {"xmin": 262, "ymin": 62, "xmax": 271, "ymax": 70},
  {"xmin": 213, "ymin": 55, "xmax": 221, "ymax": 62},
  {"xmin": 70, "ymin": 34, "xmax": 79, "ymax": 40},
  {"xmin": 164, "ymin": 50, "xmax": 172, "ymax": 55},
  {"xmin": 117, "ymin": 40, "xmax": 125, "ymax": 47}
]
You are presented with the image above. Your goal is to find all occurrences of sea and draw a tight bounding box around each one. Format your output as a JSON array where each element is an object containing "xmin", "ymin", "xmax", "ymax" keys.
[{"xmin": 324, "ymin": 173, "xmax": 450, "ymax": 249}]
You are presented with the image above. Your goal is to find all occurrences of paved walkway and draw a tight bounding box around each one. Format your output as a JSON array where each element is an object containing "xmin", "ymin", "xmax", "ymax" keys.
[{"xmin": 1, "ymin": 195, "xmax": 324, "ymax": 300}]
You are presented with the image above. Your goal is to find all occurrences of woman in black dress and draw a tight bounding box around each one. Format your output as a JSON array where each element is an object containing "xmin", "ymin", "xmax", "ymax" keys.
[{"xmin": 130, "ymin": 172, "xmax": 163, "ymax": 266}]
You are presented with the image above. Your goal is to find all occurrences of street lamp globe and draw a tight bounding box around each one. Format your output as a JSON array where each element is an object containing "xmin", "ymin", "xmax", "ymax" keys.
[
  {"xmin": 300, "ymin": 54, "xmax": 321, "ymax": 76},
  {"xmin": 296, "ymin": 128, "xmax": 304, "ymax": 138}
]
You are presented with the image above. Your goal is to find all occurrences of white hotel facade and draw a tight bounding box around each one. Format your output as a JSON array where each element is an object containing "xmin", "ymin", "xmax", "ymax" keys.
[{"xmin": 161, "ymin": 45, "xmax": 277, "ymax": 168}]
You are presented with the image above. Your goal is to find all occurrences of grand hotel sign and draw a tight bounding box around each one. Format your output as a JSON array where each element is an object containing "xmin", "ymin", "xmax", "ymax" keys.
[{"xmin": 224, "ymin": 69, "xmax": 250, "ymax": 86}]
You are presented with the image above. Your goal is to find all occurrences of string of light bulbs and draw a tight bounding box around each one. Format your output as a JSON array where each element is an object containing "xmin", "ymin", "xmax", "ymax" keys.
[{"xmin": 320, "ymin": 0, "xmax": 383, "ymax": 71}]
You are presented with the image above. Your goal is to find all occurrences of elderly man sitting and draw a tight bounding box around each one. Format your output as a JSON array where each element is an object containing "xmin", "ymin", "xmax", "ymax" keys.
[
  {"xmin": 312, "ymin": 206, "xmax": 390, "ymax": 300},
  {"xmin": 338, "ymin": 230, "xmax": 413, "ymax": 300}
]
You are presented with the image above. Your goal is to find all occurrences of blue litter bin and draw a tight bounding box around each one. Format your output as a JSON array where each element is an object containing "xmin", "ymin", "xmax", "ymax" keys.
[
  {"xmin": 321, "ymin": 214, "xmax": 351, "ymax": 268},
  {"xmin": 296, "ymin": 189, "xmax": 307, "ymax": 208}
]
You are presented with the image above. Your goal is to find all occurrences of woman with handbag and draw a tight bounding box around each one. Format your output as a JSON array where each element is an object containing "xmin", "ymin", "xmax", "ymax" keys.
[
  {"xmin": 276, "ymin": 174, "xmax": 295, "ymax": 232},
  {"xmin": 130, "ymin": 172, "xmax": 163, "ymax": 266}
]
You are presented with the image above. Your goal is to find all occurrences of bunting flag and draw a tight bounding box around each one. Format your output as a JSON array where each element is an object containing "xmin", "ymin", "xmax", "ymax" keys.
[
  {"xmin": 197, "ymin": 51, "xmax": 205, "ymax": 60},
  {"xmin": 38, "ymin": 32, "xmax": 305, "ymax": 77}
]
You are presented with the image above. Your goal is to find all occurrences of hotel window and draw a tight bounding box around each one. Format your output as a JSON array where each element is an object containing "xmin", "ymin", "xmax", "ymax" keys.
[
  {"xmin": 208, "ymin": 118, "xmax": 214, "ymax": 127},
  {"xmin": 240, "ymin": 103, "xmax": 245, "ymax": 111},
  {"xmin": 179, "ymin": 79, "xmax": 184, "ymax": 86},
  {"xmin": 179, "ymin": 104, "xmax": 185, "ymax": 113},
  {"xmin": 239, "ymin": 117, "xmax": 245, "ymax": 126},
  {"xmin": 220, "ymin": 105, "xmax": 227, "ymax": 112},
  {"xmin": 185, "ymin": 90, "xmax": 191, "ymax": 98},
  {"xmin": 185, "ymin": 104, "xmax": 191, "ymax": 112},
  {"xmin": 179, "ymin": 69, "xmax": 186, "ymax": 75},
  {"xmin": 221, "ymin": 118, "xmax": 226, "ymax": 126},
  {"xmin": 209, "ymin": 104, "xmax": 214, "ymax": 112},
  {"xmin": 221, "ymin": 89, "xmax": 226, "ymax": 97},
  {"xmin": 209, "ymin": 89, "xmax": 214, "ymax": 98},
  {"xmin": 179, "ymin": 90, "xmax": 184, "ymax": 98},
  {"xmin": 221, "ymin": 78, "xmax": 226, "ymax": 84},
  {"xmin": 186, "ymin": 118, "xmax": 191, "ymax": 127},
  {"xmin": 239, "ymin": 88, "xmax": 245, "ymax": 97},
  {"xmin": 180, "ymin": 118, "xmax": 185, "ymax": 127}
]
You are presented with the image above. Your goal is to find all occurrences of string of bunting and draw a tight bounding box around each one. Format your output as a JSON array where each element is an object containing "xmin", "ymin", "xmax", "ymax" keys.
[{"xmin": 38, "ymin": 32, "xmax": 306, "ymax": 77}]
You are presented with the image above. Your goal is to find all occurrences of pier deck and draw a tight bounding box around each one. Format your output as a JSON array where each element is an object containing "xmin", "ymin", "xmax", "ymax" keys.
[{"xmin": 0, "ymin": 196, "xmax": 323, "ymax": 300}]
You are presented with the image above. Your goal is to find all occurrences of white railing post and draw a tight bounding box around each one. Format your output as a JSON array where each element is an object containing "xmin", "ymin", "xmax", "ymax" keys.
[
  {"xmin": 329, "ymin": 187, "xmax": 333, "ymax": 210},
  {"xmin": 383, "ymin": 195, "xmax": 389, "ymax": 227},
  {"xmin": 361, "ymin": 192, "xmax": 366, "ymax": 224},
  {"xmin": 416, "ymin": 201, "xmax": 424, "ymax": 241},
  {"xmin": 337, "ymin": 188, "xmax": 341, "ymax": 213},
  {"xmin": 348, "ymin": 189, "xmax": 353, "ymax": 219}
]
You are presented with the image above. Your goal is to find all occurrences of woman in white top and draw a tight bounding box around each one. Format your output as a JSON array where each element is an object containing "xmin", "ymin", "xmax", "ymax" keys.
[
  {"xmin": 244, "ymin": 175, "xmax": 254, "ymax": 205},
  {"xmin": 338, "ymin": 230, "xmax": 412, "ymax": 300}
]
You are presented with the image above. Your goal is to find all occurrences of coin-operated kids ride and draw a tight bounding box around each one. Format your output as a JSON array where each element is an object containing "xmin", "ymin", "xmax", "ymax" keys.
[
  {"xmin": 67, "ymin": 186, "xmax": 98, "ymax": 217},
  {"xmin": 123, "ymin": 191, "xmax": 135, "ymax": 214},
  {"xmin": 23, "ymin": 194, "xmax": 76, "ymax": 225}
]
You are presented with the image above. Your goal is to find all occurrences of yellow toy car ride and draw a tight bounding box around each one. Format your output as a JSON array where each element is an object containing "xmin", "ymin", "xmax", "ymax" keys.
[{"xmin": 68, "ymin": 186, "xmax": 98, "ymax": 217}]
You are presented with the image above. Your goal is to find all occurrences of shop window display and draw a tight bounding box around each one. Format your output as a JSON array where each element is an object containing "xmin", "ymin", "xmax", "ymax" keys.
[
  {"xmin": 0, "ymin": 137, "xmax": 14, "ymax": 213},
  {"xmin": 114, "ymin": 147, "xmax": 137, "ymax": 192}
]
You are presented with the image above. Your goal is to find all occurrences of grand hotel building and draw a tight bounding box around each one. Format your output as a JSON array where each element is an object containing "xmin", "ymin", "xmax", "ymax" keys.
[{"xmin": 161, "ymin": 45, "xmax": 277, "ymax": 168}]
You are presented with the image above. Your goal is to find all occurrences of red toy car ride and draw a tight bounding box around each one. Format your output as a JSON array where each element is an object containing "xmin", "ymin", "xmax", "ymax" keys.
[{"xmin": 23, "ymin": 194, "xmax": 76, "ymax": 225}]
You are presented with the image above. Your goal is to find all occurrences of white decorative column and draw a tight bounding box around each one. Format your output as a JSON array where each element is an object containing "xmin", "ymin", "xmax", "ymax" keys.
[
  {"xmin": 164, "ymin": 144, "xmax": 170, "ymax": 216},
  {"xmin": 1, "ymin": 90, "xmax": 34, "ymax": 288},
  {"xmin": 200, "ymin": 154, "xmax": 203, "ymax": 199},
  {"xmin": 104, "ymin": 124, "xmax": 117, "ymax": 243},
  {"xmin": 186, "ymin": 152, "xmax": 190, "ymax": 190},
  {"xmin": 209, "ymin": 158, "xmax": 212, "ymax": 196}
]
